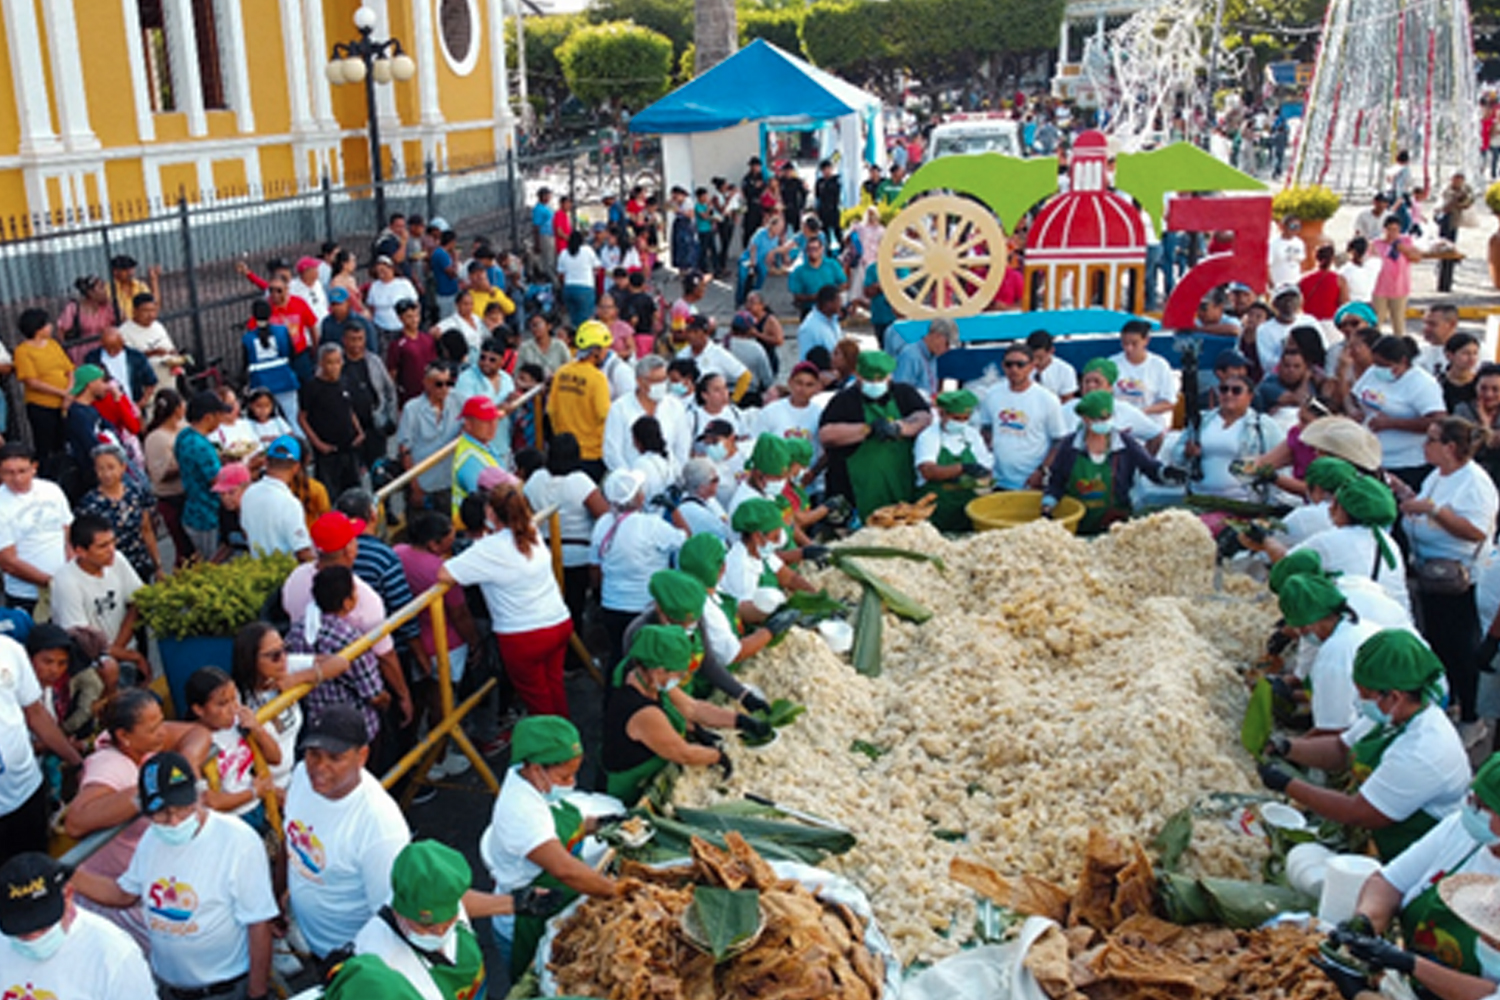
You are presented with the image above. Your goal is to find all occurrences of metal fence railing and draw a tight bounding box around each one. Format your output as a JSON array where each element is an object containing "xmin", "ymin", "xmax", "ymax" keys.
[{"xmin": 0, "ymin": 137, "xmax": 661, "ymax": 403}]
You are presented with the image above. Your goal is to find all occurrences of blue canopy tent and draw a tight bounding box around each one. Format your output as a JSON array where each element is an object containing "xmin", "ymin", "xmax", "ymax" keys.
[{"xmin": 628, "ymin": 40, "xmax": 883, "ymax": 208}]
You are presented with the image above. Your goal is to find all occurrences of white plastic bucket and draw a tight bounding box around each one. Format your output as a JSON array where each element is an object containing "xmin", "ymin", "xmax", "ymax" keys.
[
  {"xmin": 1286, "ymin": 843, "xmax": 1335, "ymax": 897},
  {"xmin": 1259, "ymin": 802, "xmax": 1308, "ymax": 832},
  {"xmin": 1317, "ymin": 854, "xmax": 1382, "ymax": 924}
]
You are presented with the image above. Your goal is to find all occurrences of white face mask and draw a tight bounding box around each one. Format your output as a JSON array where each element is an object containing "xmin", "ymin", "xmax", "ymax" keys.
[
  {"xmin": 10, "ymin": 921, "xmax": 66, "ymax": 961},
  {"xmin": 668, "ymin": 382, "xmax": 690, "ymax": 398},
  {"xmin": 647, "ymin": 381, "xmax": 668, "ymax": 402},
  {"xmin": 403, "ymin": 920, "xmax": 456, "ymax": 954},
  {"xmin": 661, "ymin": 676, "xmax": 682, "ymax": 693},
  {"xmin": 544, "ymin": 779, "xmax": 575, "ymax": 805},
  {"xmin": 762, "ymin": 478, "xmax": 786, "ymax": 496},
  {"xmin": 152, "ymin": 812, "xmax": 201, "ymax": 847},
  {"xmin": 767, "ymin": 531, "xmax": 787, "ymax": 549},
  {"xmin": 861, "ymin": 379, "xmax": 889, "ymax": 400}
]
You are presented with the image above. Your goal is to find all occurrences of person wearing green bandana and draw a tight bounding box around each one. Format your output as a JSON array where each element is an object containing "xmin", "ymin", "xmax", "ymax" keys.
[
  {"xmin": 1267, "ymin": 548, "xmax": 1413, "ymax": 633},
  {"xmin": 350, "ymin": 840, "xmax": 492, "ymax": 1000},
  {"xmin": 720, "ymin": 497, "xmax": 815, "ymax": 620},
  {"xmin": 1041, "ymin": 390, "xmax": 1174, "ymax": 534},
  {"xmin": 324, "ymin": 954, "xmax": 427, "ymax": 1000},
  {"xmin": 602, "ymin": 625, "xmax": 753, "ymax": 807},
  {"xmin": 480, "ymin": 716, "xmax": 620, "ymax": 987},
  {"xmin": 674, "ymin": 532, "xmax": 790, "ymax": 693},
  {"xmin": 1259, "ymin": 630, "xmax": 1471, "ymax": 861},
  {"xmin": 729, "ymin": 433, "xmax": 830, "ymax": 561},
  {"xmin": 782, "ymin": 436, "xmax": 832, "ymax": 539},
  {"xmin": 1333, "ymin": 754, "xmax": 1500, "ymax": 988},
  {"xmin": 1274, "ymin": 573, "xmax": 1382, "ymax": 734},
  {"xmin": 1059, "ymin": 358, "xmax": 1164, "ymax": 448},
  {"xmin": 913, "ymin": 389, "xmax": 992, "ymax": 532},
  {"xmin": 1275, "ymin": 455, "xmax": 1359, "ymax": 546},
  {"xmin": 817, "ymin": 349, "xmax": 932, "ymax": 517}
]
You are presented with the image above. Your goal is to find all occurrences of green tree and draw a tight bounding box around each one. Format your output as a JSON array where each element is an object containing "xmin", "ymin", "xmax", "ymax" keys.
[
  {"xmin": 588, "ymin": 0, "xmax": 694, "ymax": 59},
  {"xmin": 801, "ymin": 1, "xmax": 897, "ymax": 89},
  {"xmin": 739, "ymin": 4, "xmax": 804, "ymax": 53},
  {"xmin": 557, "ymin": 21, "xmax": 675, "ymax": 116},
  {"xmin": 504, "ymin": 14, "xmax": 587, "ymax": 110}
]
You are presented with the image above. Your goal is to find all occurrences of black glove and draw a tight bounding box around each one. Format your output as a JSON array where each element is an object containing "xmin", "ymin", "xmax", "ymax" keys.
[
  {"xmin": 593, "ymin": 812, "xmax": 631, "ymax": 829},
  {"xmin": 872, "ymin": 419, "xmax": 901, "ymax": 441},
  {"xmin": 513, "ymin": 886, "xmax": 565, "ymax": 918},
  {"xmin": 1267, "ymin": 675, "xmax": 1297, "ymax": 703},
  {"xmin": 800, "ymin": 544, "xmax": 831, "ymax": 567},
  {"xmin": 1039, "ymin": 503, "xmax": 1056, "ymax": 520},
  {"xmin": 715, "ymin": 749, "xmax": 734, "ymax": 781},
  {"xmin": 1264, "ymin": 734, "xmax": 1292, "ymax": 759},
  {"xmin": 1257, "ymin": 761, "xmax": 1293, "ymax": 793},
  {"xmin": 1267, "ymin": 629, "xmax": 1294, "ymax": 657},
  {"xmin": 1310, "ymin": 954, "xmax": 1373, "ymax": 1000},
  {"xmin": 686, "ymin": 726, "xmax": 724, "ymax": 749},
  {"xmin": 740, "ymin": 689, "xmax": 770, "ymax": 714},
  {"xmin": 1160, "ymin": 466, "xmax": 1190, "ymax": 485},
  {"xmin": 736, "ymin": 713, "xmax": 773, "ymax": 739},
  {"xmin": 824, "ymin": 496, "xmax": 853, "ymax": 524},
  {"xmin": 1336, "ymin": 915, "xmax": 1376, "ymax": 938},
  {"xmin": 764, "ymin": 607, "xmax": 802, "ymax": 637},
  {"xmin": 1480, "ymin": 635, "xmax": 1500, "ymax": 674},
  {"xmin": 1331, "ymin": 930, "xmax": 1417, "ymax": 975},
  {"xmin": 960, "ymin": 462, "xmax": 990, "ymax": 479}
]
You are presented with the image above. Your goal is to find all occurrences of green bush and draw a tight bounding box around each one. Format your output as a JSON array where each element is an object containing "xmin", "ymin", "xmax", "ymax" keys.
[
  {"xmin": 1486, "ymin": 181, "xmax": 1500, "ymax": 216},
  {"xmin": 135, "ymin": 552, "xmax": 298, "ymax": 640},
  {"xmin": 1271, "ymin": 184, "xmax": 1342, "ymax": 222},
  {"xmin": 840, "ymin": 199, "xmax": 899, "ymax": 230},
  {"xmin": 558, "ymin": 21, "xmax": 675, "ymax": 111}
]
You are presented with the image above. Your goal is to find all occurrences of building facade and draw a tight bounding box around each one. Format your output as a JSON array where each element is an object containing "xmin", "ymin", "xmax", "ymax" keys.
[{"xmin": 0, "ymin": 0, "xmax": 517, "ymax": 227}]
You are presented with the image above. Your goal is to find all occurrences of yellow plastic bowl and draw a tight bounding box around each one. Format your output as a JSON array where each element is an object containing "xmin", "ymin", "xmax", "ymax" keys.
[{"xmin": 965, "ymin": 491, "xmax": 1086, "ymax": 534}]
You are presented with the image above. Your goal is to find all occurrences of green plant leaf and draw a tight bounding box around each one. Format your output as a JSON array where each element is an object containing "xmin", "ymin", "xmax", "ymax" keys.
[
  {"xmin": 850, "ymin": 739, "xmax": 888, "ymax": 760},
  {"xmin": 828, "ymin": 545, "xmax": 947, "ymax": 573},
  {"xmin": 852, "ymin": 584, "xmax": 884, "ymax": 677},
  {"xmin": 1153, "ymin": 808, "xmax": 1194, "ymax": 873},
  {"xmin": 133, "ymin": 551, "xmax": 298, "ymax": 640},
  {"xmin": 835, "ymin": 558, "xmax": 932, "ymax": 624},
  {"xmin": 1241, "ymin": 678, "xmax": 1274, "ymax": 760},
  {"xmin": 689, "ymin": 886, "xmax": 762, "ymax": 961}
]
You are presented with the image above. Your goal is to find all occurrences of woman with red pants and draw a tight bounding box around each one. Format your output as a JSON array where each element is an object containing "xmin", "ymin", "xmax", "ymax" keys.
[{"xmin": 441, "ymin": 486, "xmax": 573, "ymax": 718}]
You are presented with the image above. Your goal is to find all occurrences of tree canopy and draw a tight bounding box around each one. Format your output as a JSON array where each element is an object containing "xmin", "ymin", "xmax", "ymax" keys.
[{"xmin": 557, "ymin": 21, "xmax": 676, "ymax": 111}]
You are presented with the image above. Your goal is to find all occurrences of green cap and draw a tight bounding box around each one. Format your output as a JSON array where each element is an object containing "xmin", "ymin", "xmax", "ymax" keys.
[
  {"xmin": 856, "ymin": 350, "xmax": 896, "ymax": 380},
  {"xmin": 1473, "ymin": 755, "xmax": 1500, "ymax": 815},
  {"xmin": 325, "ymin": 955, "xmax": 426, "ymax": 1000},
  {"xmin": 1083, "ymin": 357, "xmax": 1118, "ymax": 385},
  {"xmin": 1075, "ymin": 390, "xmax": 1115, "ymax": 420},
  {"xmin": 745, "ymin": 434, "xmax": 790, "ymax": 476},
  {"xmin": 1268, "ymin": 549, "xmax": 1328, "ymax": 595},
  {"xmin": 1353, "ymin": 629, "xmax": 1446, "ymax": 703},
  {"xmin": 1305, "ymin": 456, "xmax": 1358, "ymax": 493},
  {"xmin": 628, "ymin": 624, "xmax": 693, "ymax": 673},
  {"xmin": 390, "ymin": 840, "xmax": 471, "ymax": 925},
  {"xmin": 731, "ymin": 497, "xmax": 785, "ymax": 535},
  {"xmin": 511, "ymin": 715, "xmax": 583, "ymax": 765},
  {"xmin": 936, "ymin": 389, "xmax": 978, "ymax": 415},
  {"xmin": 72, "ymin": 364, "xmax": 105, "ymax": 395},
  {"xmin": 784, "ymin": 436, "xmax": 814, "ymax": 467},
  {"xmin": 650, "ymin": 569, "xmax": 706, "ymax": 624},
  {"xmin": 1277, "ymin": 573, "xmax": 1346, "ymax": 628},
  {"xmin": 678, "ymin": 533, "xmax": 727, "ymax": 590},
  {"xmin": 1335, "ymin": 476, "xmax": 1397, "ymax": 528}
]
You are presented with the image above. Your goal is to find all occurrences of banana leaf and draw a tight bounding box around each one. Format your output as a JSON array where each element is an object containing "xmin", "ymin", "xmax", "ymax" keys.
[
  {"xmin": 1159, "ymin": 873, "xmax": 1214, "ymax": 925},
  {"xmin": 1199, "ymin": 877, "xmax": 1316, "ymax": 928},
  {"xmin": 852, "ymin": 585, "xmax": 884, "ymax": 677},
  {"xmin": 689, "ymin": 887, "xmax": 762, "ymax": 961},
  {"xmin": 1241, "ymin": 678, "xmax": 1274, "ymax": 760},
  {"xmin": 1153, "ymin": 808, "xmax": 1193, "ymax": 873},
  {"xmin": 648, "ymin": 814, "xmax": 830, "ymax": 864},
  {"xmin": 837, "ymin": 558, "xmax": 933, "ymax": 624},
  {"xmin": 830, "ymin": 546, "xmax": 947, "ymax": 573},
  {"xmin": 783, "ymin": 589, "xmax": 849, "ymax": 623},
  {"xmin": 742, "ymin": 698, "xmax": 807, "ymax": 747},
  {"xmin": 670, "ymin": 806, "xmax": 857, "ymax": 855},
  {"xmin": 1181, "ymin": 493, "xmax": 1291, "ymax": 518}
]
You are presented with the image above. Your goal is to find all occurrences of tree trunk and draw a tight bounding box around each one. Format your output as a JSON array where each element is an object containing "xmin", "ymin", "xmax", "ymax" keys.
[{"xmin": 694, "ymin": 0, "xmax": 737, "ymax": 76}]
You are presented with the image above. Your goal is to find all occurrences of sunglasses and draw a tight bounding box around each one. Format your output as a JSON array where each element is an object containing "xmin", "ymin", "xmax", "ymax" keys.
[
  {"xmin": 432, "ymin": 379, "xmax": 454, "ymax": 388},
  {"xmin": 1003, "ymin": 360, "xmax": 1029, "ymax": 369},
  {"xmin": 260, "ymin": 647, "xmax": 287, "ymax": 662},
  {"xmin": 1220, "ymin": 385, "xmax": 1248, "ymax": 396}
]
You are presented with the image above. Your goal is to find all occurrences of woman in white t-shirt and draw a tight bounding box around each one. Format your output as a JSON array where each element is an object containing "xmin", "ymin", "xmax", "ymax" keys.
[
  {"xmin": 442, "ymin": 487, "xmax": 575, "ymax": 718},
  {"xmin": 628, "ymin": 414, "xmax": 677, "ymax": 503},
  {"xmin": 1176, "ymin": 374, "xmax": 1285, "ymax": 500},
  {"xmin": 437, "ymin": 288, "xmax": 485, "ymax": 365},
  {"xmin": 558, "ymin": 231, "xmax": 601, "ymax": 329},
  {"xmin": 587, "ymin": 469, "xmax": 685, "ymax": 670},
  {"xmin": 232, "ymin": 622, "xmax": 348, "ymax": 791},
  {"xmin": 1352, "ymin": 336, "xmax": 1447, "ymax": 489},
  {"xmin": 1339, "ymin": 236, "xmax": 1382, "ymax": 304},
  {"xmin": 523, "ymin": 433, "xmax": 609, "ymax": 640},
  {"xmin": 1397, "ymin": 418, "xmax": 1500, "ymax": 741},
  {"xmin": 183, "ymin": 665, "xmax": 280, "ymax": 823},
  {"xmin": 365, "ymin": 257, "xmax": 420, "ymax": 336}
]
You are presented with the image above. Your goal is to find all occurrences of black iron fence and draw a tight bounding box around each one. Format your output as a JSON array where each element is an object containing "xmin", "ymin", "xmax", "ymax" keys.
[{"xmin": 0, "ymin": 136, "xmax": 660, "ymax": 387}]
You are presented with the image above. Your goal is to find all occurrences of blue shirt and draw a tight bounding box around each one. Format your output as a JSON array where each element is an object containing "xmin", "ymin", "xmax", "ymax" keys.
[
  {"xmin": 788, "ymin": 258, "xmax": 848, "ymax": 302},
  {"xmin": 865, "ymin": 262, "xmax": 895, "ymax": 327},
  {"xmin": 175, "ymin": 427, "xmax": 222, "ymax": 531},
  {"xmin": 741, "ymin": 226, "xmax": 783, "ymax": 268},
  {"xmin": 894, "ymin": 340, "xmax": 939, "ymax": 397},
  {"xmin": 797, "ymin": 309, "xmax": 841, "ymax": 360},
  {"xmin": 532, "ymin": 202, "xmax": 555, "ymax": 237},
  {"xmin": 430, "ymin": 246, "xmax": 459, "ymax": 297}
]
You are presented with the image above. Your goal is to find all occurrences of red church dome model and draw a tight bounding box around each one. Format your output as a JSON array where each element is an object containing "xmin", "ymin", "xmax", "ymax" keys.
[{"xmin": 1023, "ymin": 130, "xmax": 1147, "ymax": 313}]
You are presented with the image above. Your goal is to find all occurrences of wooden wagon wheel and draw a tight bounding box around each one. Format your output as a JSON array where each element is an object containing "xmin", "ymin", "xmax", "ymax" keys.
[{"xmin": 876, "ymin": 194, "xmax": 1007, "ymax": 320}]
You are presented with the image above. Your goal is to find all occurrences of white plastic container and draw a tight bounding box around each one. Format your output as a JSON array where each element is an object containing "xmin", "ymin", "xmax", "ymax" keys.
[
  {"xmin": 818, "ymin": 619, "xmax": 854, "ymax": 654},
  {"xmin": 1286, "ymin": 843, "xmax": 1335, "ymax": 897},
  {"xmin": 1260, "ymin": 802, "xmax": 1308, "ymax": 832},
  {"xmin": 751, "ymin": 587, "xmax": 786, "ymax": 615},
  {"xmin": 1317, "ymin": 854, "xmax": 1382, "ymax": 924}
]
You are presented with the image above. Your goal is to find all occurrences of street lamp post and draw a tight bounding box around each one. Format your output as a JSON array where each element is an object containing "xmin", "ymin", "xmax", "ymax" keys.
[{"xmin": 325, "ymin": 6, "xmax": 416, "ymax": 230}]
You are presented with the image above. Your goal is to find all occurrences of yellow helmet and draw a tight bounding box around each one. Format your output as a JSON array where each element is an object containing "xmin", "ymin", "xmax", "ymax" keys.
[{"xmin": 574, "ymin": 320, "xmax": 613, "ymax": 352}]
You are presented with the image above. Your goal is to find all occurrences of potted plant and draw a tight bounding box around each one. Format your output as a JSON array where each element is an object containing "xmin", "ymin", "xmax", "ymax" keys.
[
  {"xmin": 1271, "ymin": 185, "xmax": 1342, "ymax": 268},
  {"xmin": 135, "ymin": 551, "xmax": 298, "ymax": 713},
  {"xmin": 1486, "ymin": 181, "xmax": 1500, "ymax": 289}
]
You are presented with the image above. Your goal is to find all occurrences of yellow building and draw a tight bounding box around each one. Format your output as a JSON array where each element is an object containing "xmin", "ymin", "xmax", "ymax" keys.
[{"xmin": 0, "ymin": 0, "xmax": 517, "ymax": 225}]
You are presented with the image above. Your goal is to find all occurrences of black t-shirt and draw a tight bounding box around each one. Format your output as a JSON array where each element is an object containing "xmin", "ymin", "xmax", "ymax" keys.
[
  {"xmin": 603, "ymin": 681, "xmax": 664, "ymax": 775},
  {"xmin": 815, "ymin": 176, "xmax": 842, "ymax": 215},
  {"xmin": 781, "ymin": 177, "xmax": 808, "ymax": 221},
  {"xmin": 342, "ymin": 357, "xmax": 379, "ymax": 428},
  {"xmin": 818, "ymin": 382, "xmax": 930, "ymax": 503},
  {"xmin": 299, "ymin": 376, "xmax": 359, "ymax": 448},
  {"xmin": 623, "ymin": 291, "xmax": 657, "ymax": 335}
]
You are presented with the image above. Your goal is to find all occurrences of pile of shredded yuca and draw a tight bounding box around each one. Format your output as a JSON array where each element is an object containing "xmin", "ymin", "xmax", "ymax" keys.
[{"xmin": 673, "ymin": 511, "xmax": 1278, "ymax": 966}]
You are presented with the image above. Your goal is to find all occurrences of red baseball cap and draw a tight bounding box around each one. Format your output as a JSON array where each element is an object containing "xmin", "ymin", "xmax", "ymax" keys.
[
  {"xmin": 461, "ymin": 396, "xmax": 500, "ymax": 421},
  {"xmin": 310, "ymin": 511, "xmax": 367, "ymax": 552},
  {"xmin": 212, "ymin": 463, "xmax": 251, "ymax": 493}
]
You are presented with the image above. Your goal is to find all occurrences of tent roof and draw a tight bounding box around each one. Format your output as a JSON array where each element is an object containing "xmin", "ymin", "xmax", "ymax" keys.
[{"xmin": 629, "ymin": 39, "xmax": 878, "ymax": 135}]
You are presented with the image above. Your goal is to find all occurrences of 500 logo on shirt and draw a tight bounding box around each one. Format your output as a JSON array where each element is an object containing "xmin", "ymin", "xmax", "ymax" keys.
[
  {"xmin": 146, "ymin": 877, "xmax": 200, "ymax": 935},
  {"xmin": 994, "ymin": 409, "xmax": 1029, "ymax": 434},
  {"xmin": 4, "ymin": 985, "xmax": 60, "ymax": 1000},
  {"xmin": 287, "ymin": 820, "xmax": 326, "ymax": 882}
]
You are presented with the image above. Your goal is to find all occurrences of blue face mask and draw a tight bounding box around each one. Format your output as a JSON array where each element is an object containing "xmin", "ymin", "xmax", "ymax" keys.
[
  {"xmin": 861, "ymin": 380, "xmax": 889, "ymax": 400},
  {"xmin": 1089, "ymin": 420, "xmax": 1115, "ymax": 435},
  {"xmin": 1463, "ymin": 802, "xmax": 1500, "ymax": 847},
  {"xmin": 544, "ymin": 780, "xmax": 575, "ymax": 805},
  {"xmin": 669, "ymin": 382, "xmax": 690, "ymax": 398},
  {"xmin": 705, "ymin": 442, "xmax": 728, "ymax": 463},
  {"xmin": 152, "ymin": 813, "xmax": 201, "ymax": 847},
  {"xmin": 1476, "ymin": 937, "xmax": 1500, "ymax": 981},
  {"xmin": 1372, "ymin": 366, "xmax": 1398, "ymax": 384},
  {"xmin": 10, "ymin": 921, "xmax": 66, "ymax": 962},
  {"xmin": 1358, "ymin": 698, "xmax": 1391, "ymax": 726}
]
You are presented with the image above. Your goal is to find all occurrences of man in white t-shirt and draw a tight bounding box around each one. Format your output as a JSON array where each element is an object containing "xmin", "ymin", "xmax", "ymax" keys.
[
  {"xmin": 1108, "ymin": 321, "xmax": 1177, "ymax": 428},
  {"xmin": 1255, "ymin": 285, "xmax": 1317, "ymax": 376},
  {"xmin": 240, "ymin": 436, "xmax": 315, "ymax": 561},
  {"xmin": 1268, "ymin": 216, "xmax": 1307, "ymax": 287},
  {"xmin": 676, "ymin": 315, "xmax": 751, "ymax": 402},
  {"xmin": 979, "ymin": 343, "xmax": 1066, "ymax": 490},
  {"xmin": 120, "ymin": 292, "xmax": 181, "ymax": 390},
  {"xmin": 0, "ymin": 852, "xmax": 155, "ymax": 998},
  {"xmin": 73, "ymin": 750, "xmax": 277, "ymax": 1000},
  {"xmin": 754, "ymin": 361, "xmax": 827, "ymax": 484},
  {"xmin": 49, "ymin": 514, "xmax": 148, "ymax": 679},
  {"xmin": 1027, "ymin": 330, "xmax": 1079, "ymax": 402},
  {"xmin": 604, "ymin": 356, "xmax": 693, "ymax": 472},
  {"xmin": 0, "ymin": 443, "xmax": 73, "ymax": 616},
  {"xmin": 0, "ymin": 637, "xmax": 83, "ymax": 859}
]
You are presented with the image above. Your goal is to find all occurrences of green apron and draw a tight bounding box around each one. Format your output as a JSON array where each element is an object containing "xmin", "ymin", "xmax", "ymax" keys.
[
  {"xmin": 929, "ymin": 439, "xmax": 978, "ymax": 533},
  {"xmin": 1349, "ymin": 711, "xmax": 1441, "ymax": 861},
  {"xmin": 1399, "ymin": 844, "xmax": 1484, "ymax": 978},
  {"xmin": 717, "ymin": 591, "xmax": 742, "ymax": 637},
  {"xmin": 509, "ymin": 797, "xmax": 587, "ymax": 982},
  {"xmin": 604, "ymin": 679, "xmax": 688, "ymax": 806},
  {"xmin": 850, "ymin": 397, "xmax": 915, "ymax": 517},
  {"xmin": 428, "ymin": 923, "xmax": 487, "ymax": 1000},
  {"xmin": 1066, "ymin": 449, "xmax": 1116, "ymax": 535}
]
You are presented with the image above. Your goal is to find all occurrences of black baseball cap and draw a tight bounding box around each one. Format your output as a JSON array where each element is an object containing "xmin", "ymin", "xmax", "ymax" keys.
[
  {"xmin": 699, "ymin": 419, "xmax": 735, "ymax": 440},
  {"xmin": 0, "ymin": 853, "xmax": 71, "ymax": 936},
  {"xmin": 187, "ymin": 390, "xmax": 231, "ymax": 423},
  {"xmin": 138, "ymin": 750, "xmax": 198, "ymax": 814},
  {"xmin": 300, "ymin": 703, "xmax": 370, "ymax": 753},
  {"xmin": 109, "ymin": 254, "xmax": 137, "ymax": 271}
]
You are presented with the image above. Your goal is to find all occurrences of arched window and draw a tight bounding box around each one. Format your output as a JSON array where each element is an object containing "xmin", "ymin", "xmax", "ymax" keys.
[{"xmin": 137, "ymin": 0, "xmax": 227, "ymax": 113}]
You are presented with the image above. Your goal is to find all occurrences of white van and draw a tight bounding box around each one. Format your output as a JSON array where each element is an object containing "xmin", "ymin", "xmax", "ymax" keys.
[{"xmin": 928, "ymin": 117, "xmax": 1022, "ymax": 159}]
